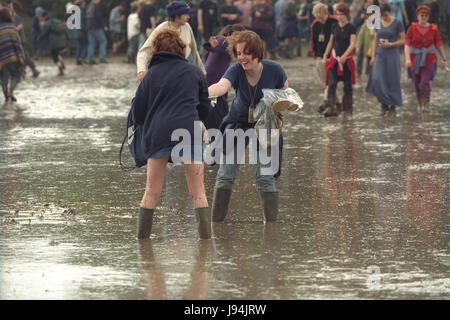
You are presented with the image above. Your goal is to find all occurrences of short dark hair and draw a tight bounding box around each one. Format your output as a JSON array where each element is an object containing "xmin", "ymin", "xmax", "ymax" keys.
[
  {"xmin": 0, "ymin": 7, "xmax": 12, "ymax": 22},
  {"xmin": 380, "ymin": 3, "xmax": 392, "ymax": 14},
  {"xmin": 227, "ymin": 30, "xmax": 265, "ymax": 62}
]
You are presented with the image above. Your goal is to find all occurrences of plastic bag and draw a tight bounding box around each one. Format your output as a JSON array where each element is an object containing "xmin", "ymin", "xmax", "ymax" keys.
[{"xmin": 254, "ymin": 88, "xmax": 303, "ymax": 149}]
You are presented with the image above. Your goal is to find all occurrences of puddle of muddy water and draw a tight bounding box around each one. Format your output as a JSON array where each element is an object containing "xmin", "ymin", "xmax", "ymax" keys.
[{"xmin": 0, "ymin": 55, "xmax": 449, "ymax": 299}]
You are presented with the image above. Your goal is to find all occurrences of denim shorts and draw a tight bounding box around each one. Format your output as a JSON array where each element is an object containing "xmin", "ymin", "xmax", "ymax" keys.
[{"xmin": 150, "ymin": 145, "xmax": 203, "ymax": 163}]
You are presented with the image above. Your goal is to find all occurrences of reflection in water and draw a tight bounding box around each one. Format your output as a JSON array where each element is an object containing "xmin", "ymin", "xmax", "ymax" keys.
[{"xmin": 138, "ymin": 240, "xmax": 213, "ymax": 300}]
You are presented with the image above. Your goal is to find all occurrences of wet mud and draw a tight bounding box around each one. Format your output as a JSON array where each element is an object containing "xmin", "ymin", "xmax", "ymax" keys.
[{"xmin": 0, "ymin": 52, "xmax": 449, "ymax": 299}]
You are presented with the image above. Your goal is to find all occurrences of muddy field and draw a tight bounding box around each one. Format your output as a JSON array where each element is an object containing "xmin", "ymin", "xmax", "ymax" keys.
[{"xmin": 0, "ymin": 49, "xmax": 449, "ymax": 299}]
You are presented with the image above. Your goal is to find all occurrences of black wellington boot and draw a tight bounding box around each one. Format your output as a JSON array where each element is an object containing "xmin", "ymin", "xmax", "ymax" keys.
[
  {"xmin": 137, "ymin": 207, "xmax": 154, "ymax": 239},
  {"xmin": 8, "ymin": 81, "xmax": 17, "ymax": 102},
  {"xmin": 211, "ymin": 188, "xmax": 232, "ymax": 222},
  {"xmin": 259, "ymin": 191, "xmax": 279, "ymax": 222},
  {"xmin": 195, "ymin": 207, "xmax": 211, "ymax": 239},
  {"xmin": 2, "ymin": 86, "xmax": 9, "ymax": 102}
]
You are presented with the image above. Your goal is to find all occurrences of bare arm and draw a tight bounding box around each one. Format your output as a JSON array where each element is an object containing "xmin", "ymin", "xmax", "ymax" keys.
[
  {"xmin": 322, "ymin": 34, "xmax": 334, "ymax": 65},
  {"xmin": 402, "ymin": 7, "xmax": 409, "ymax": 27},
  {"xmin": 208, "ymin": 78, "xmax": 232, "ymax": 97},
  {"xmin": 150, "ymin": 16, "xmax": 156, "ymax": 29},
  {"xmin": 437, "ymin": 44, "xmax": 449, "ymax": 69},
  {"xmin": 198, "ymin": 9, "xmax": 204, "ymax": 34},
  {"xmin": 341, "ymin": 34, "xmax": 356, "ymax": 60},
  {"xmin": 370, "ymin": 32, "xmax": 378, "ymax": 65}
]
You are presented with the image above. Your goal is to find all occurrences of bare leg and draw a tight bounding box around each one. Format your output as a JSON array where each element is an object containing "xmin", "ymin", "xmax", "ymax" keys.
[
  {"xmin": 183, "ymin": 162, "xmax": 208, "ymax": 208},
  {"xmin": 141, "ymin": 157, "xmax": 169, "ymax": 209}
]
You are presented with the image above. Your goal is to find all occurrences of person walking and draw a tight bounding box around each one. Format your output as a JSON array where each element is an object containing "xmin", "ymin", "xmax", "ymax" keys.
[
  {"xmin": 251, "ymin": 0, "xmax": 276, "ymax": 58},
  {"xmin": 136, "ymin": 1, "xmax": 205, "ymax": 82},
  {"xmin": 404, "ymin": 5, "xmax": 448, "ymax": 111},
  {"xmin": 10, "ymin": 1, "xmax": 39, "ymax": 78},
  {"xmin": 321, "ymin": 2, "xmax": 356, "ymax": 116},
  {"xmin": 133, "ymin": 29, "xmax": 212, "ymax": 240},
  {"xmin": 234, "ymin": 0, "xmax": 253, "ymax": 29},
  {"xmin": 138, "ymin": 0, "xmax": 156, "ymax": 48},
  {"xmin": 86, "ymin": 0, "xmax": 108, "ymax": 64},
  {"xmin": 366, "ymin": 3, "xmax": 405, "ymax": 116},
  {"xmin": 38, "ymin": 11, "xmax": 68, "ymax": 76},
  {"xmin": 208, "ymin": 30, "xmax": 291, "ymax": 223},
  {"xmin": 0, "ymin": 7, "xmax": 24, "ymax": 102}
]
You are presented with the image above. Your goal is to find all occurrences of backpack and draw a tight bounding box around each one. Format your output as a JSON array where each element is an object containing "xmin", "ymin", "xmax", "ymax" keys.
[{"xmin": 119, "ymin": 98, "xmax": 147, "ymax": 170}]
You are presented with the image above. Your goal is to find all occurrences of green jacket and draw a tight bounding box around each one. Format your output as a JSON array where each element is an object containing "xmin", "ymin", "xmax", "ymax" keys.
[{"xmin": 355, "ymin": 24, "xmax": 375, "ymax": 57}]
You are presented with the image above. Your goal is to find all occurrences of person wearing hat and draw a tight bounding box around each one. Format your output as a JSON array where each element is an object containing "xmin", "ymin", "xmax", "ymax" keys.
[
  {"xmin": 136, "ymin": 1, "xmax": 205, "ymax": 82},
  {"xmin": 404, "ymin": 5, "xmax": 448, "ymax": 111}
]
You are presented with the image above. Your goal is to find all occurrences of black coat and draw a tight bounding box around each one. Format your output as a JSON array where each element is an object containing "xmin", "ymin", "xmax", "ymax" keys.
[{"xmin": 133, "ymin": 51, "xmax": 211, "ymax": 159}]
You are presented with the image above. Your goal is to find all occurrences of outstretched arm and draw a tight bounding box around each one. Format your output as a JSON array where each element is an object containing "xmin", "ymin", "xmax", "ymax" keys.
[{"xmin": 208, "ymin": 78, "xmax": 232, "ymax": 97}]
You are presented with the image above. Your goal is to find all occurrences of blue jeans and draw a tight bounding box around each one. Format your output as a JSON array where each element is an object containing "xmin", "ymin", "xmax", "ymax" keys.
[
  {"xmin": 214, "ymin": 124, "xmax": 276, "ymax": 192},
  {"xmin": 76, "ymin": 36, "xmax": 88, "ymax": 61},
  {"xmin": 87, "ymin": 29, "xmax": 107, "ymax": 61}
]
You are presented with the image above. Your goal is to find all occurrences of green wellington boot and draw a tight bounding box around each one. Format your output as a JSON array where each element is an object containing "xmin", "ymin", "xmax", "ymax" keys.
[
  {"xmin": 259, "ymin": 191, "xmax": 279, "ymax": 222},
  {"xmin": 211, "ymin": 188, "xmax": 232, "ymax": 222},
  {"xmin": 137, "ymin": 207, "xmax": 154, "ymax": 239},
  {"xmin": 195, "ymin": 207, "xmax": 211, "ymax": 239}
]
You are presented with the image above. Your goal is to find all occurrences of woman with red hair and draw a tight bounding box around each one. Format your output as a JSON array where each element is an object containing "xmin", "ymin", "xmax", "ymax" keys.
[{"xmin": 404, "ymin": 5, "xmax": 448, "ymax": 111}]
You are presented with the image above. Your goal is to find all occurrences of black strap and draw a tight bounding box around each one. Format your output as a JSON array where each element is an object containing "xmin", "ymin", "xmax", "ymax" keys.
[{"xmin": 119, "ymin": 131, "xmax": 136, "ymax": 171}]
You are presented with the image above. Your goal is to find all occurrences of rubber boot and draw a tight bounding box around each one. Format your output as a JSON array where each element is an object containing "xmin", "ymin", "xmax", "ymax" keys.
[
  {"xmin": 31, "ymin": 67, "xmax": 40, "ymax": 78},
  {"xmin": 387, "ymin": 105, "xmax": 396, "ymax": 116},
  {"xmin": 195, "ymin": 207, "xmax": 211, "ymax": 239},
  {"xmin": 211, "ymin": 187, "xmax": 232, "ymax": 222},
  {"xmin": 380, "ymin": 103, "xmax": 389, "ymax": 116},
  {"xmin": 259, "ymin": 191, "xmax": 278, "ymax": 222},
  {"xmin": 137, "ymin": 207, "xmax": 154, "ymax": 239}
]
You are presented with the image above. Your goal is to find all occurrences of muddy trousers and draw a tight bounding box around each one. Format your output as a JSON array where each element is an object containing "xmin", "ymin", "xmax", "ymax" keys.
[{"xmin": 327, "ymin": 63, "xmax": 353, "ymax": 111}]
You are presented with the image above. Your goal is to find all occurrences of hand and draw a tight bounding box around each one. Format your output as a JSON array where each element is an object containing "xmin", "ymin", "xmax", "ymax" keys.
[
  {"xmin": 208, "ymin": 36, "xmax": 218, "ymax": 48},
  {"xmin": 370, "ymin": 56, "xmax": 375, "ymax": 66},
  {"xmin": 337, "ymin": 56, "xmax": 346, "ymax": 64},
  {"xmin": 322, "ymin": 56, "xmax": 328, "ymax": 66},
  {"xmin": 137, "ymin": 71, "xmax": 146, "ymax": 82},
  {"xmin": 380, "ymin": 41, "xmax": 392, "ymax": 48},
  {"xmin": 406, "ymin": 59, "xmax": 412, "ymax": 68},
  {"xmin": 255, "ymin": 11, "xmax": 262, "ymax": 18},
  {"xmin": 355, "ymin": 48, "xmax": 360, "ymax": 56},
  {"xmin": 198, "ymin": 25, "xmax": 204, "ymax": 35},
  {"xmin": 443, "ymin": 60, "xmax": 449, "ymax": 70},
  {"xmin": 104, "ymin": 26, "xmax": 108, "ymax": 32}
]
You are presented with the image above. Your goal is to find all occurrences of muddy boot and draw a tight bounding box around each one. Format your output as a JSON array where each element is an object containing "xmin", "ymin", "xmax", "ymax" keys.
[
  {"xmin": 318, "ymin": 100, "xmax": 327, "ymax": 114},
  {"xmin": 211, "ymin": 187, "xmax": 232, "ymax": 222},
  {"xmin": 259, "ymin": 191, "xmax": 278, "ymax": 222},
  {"xmin": 380, "ymin": 103, "xmax": 389, "ymax": 116},
  {"xmin": 387, "ymin": 105, "xmax": 396, "ymax": 116},
  {"xmin": 195, "ymin": 207, "xmax": 211, "ymax": 239},
  {"xmin": 31, "ymin": 67, "xmax": 40, "ymax": 78},
  {"xmin": 323, "ymin": 101, "xmax": 338, "ymax": 117},
  {"xmin": 137, "ymin": 207, "xmax": 154, "ymax": 239}
]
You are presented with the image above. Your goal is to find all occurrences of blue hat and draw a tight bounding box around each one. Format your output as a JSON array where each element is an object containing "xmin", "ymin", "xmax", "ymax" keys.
[
  {"xmin": 35, "ymin": 7, "xmax": 44, "ymax": 15},
  {"xmin": 166, "ymin": 1, "xmax": 190, "ymax": 17}
]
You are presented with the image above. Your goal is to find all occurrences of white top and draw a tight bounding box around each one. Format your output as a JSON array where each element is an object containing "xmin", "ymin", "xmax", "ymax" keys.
[
  {"xmin": 127, "ymin": 13, "xmax": 140, "ymax": 40},
  {"xmin": 136, "ymin": 21, "xmax": 206, "ymax": 75}
]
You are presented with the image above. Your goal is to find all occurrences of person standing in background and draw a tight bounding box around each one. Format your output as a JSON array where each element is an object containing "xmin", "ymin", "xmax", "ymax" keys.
[
  {"xmin": 31, "ymin": 6, "xmax": 44, "ymax": 60},
  {"xmin": 72, "ymin": 0, "xmax": 88, "ymax": 65},
  {"xmin": 86, "ymin": 0, "xmax": 108, "ymax": 64},
  {"xmin": 280, "ymin": 0, "xmax": 299, "ymax": 58},
  {"xmin": 197, "ymin": 0, "xmax": 218, "ymax": 43},
  {"xmin": 388, "ymin": 0, "xmax": 410, "ymax": 28},
  {"xmin": 234, "ymin": 0, "xmax": 253, "ymax": 29},
  {"xmin": 138, "ymin": 0, "xmax": 156, "ymax": 48},
  {"xmin": 127, "ymin": 1, "xmax": 140, "ymax": 64},
  {"xmin": 109, "ymin": 2, "xmax": 127, "ymax": 55},
  {"xmin": 220, "ymin": 0, "xmax": 240, "ymax": 27},
  {"xmin": 424, "ymin": 0, "xmax": 439, "ymax": 25},
  {"xmin": 404, "ymin": 0, "xmax": 417, "ymax": 29},
  {"xmin": 446, "ymin": 0, "xmax": 450, "ymax": 47}
]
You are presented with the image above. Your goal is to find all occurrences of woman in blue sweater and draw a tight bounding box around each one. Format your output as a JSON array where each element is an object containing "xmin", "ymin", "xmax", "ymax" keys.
[{"xmin": 133, "ymin": 29, "xmax": 212, "ymax": 240}]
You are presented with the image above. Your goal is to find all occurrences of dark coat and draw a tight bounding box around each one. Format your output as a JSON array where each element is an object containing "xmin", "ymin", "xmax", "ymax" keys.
[
  {"xmin": 133, "ymin": 51, "xmax": 211, "ymax": 159},
  {"xmin": 39, "ymin": 18, "xmax": 67, "ymax": 50}
]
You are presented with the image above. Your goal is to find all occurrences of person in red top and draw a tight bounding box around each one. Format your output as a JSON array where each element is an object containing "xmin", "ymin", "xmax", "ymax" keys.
[{"xmin": 404, "ymin": 5, "xmax": 448, "ymax": 111}]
